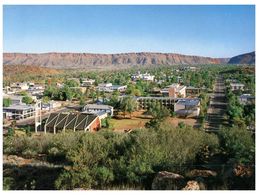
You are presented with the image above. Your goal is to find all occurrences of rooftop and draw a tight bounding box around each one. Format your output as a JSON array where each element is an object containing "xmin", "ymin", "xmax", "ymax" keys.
[
  {"xmin": 3, "ymin": 104, "xmax": 35, "ymax": 111},
  {"xmin": 84, "ymin": 104, "xmax": 113, "ymax": 110},
  {"xmin": 176, "ymin": 99, "xmax": 200, "ymax": 106}
]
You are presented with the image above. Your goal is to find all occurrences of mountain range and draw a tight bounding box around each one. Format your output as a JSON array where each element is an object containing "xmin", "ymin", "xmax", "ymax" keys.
[
  {"xmin": 228, "ymin": 51, "xmax": 255, "ymax": 65},
  {"xmin": 3, "ymin": 52, "xmax": 254, "ymax": 70}
]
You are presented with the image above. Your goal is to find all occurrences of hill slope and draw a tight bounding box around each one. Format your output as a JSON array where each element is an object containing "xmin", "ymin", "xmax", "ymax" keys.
[
  {"xmin": 3, "ymin": 65, "xmax": 61, "ymax": 83},
  {"xmin": 228, "ymin": 52, "xmax": 255, "ymax": 65},
  {"xmin": 3, "ymin": 52, "xmax": 229, "ymax": 69}
]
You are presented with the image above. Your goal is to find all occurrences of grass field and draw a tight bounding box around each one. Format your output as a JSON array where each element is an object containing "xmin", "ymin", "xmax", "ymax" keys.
[
  {"xmin": 109, "ymin": 117, "xmax": 150, "ymax": 131},
  {"xmin": 109, "ymin": 115, "xmax": 198, "ymax": 132}
]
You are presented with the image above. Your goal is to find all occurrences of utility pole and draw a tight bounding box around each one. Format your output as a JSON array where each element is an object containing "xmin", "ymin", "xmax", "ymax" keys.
[{"xmin": 35, "ymin": 100, "xmax": 42, "ymax": 133}]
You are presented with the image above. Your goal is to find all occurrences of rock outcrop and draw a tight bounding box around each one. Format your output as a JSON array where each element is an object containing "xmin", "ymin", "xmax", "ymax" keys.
[
  {"xmin": 228, "ymin": 51, "xmax": 255, "ymax": 65},
  {"xmin": 182, "ymin": 180, "xmax": 200, "ymax": 190},
  {"xmin": 3, "ymin": 52, "xmax": 229, "ymax": 70},
  {"xmin": 151, "ymin": 171, "xmax": 186, "ymax": 190}
]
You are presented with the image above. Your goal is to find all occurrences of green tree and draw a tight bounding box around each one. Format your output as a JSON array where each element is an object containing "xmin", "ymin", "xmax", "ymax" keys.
[
  {"xmin": 119, "ymin": 96, "xmax": 138, "ymax": 118},
  {"xmin": 145, "ymin": 102, "xmax": 170, "ymax": 129},
  {"xmin": 64, "ymin": 80, "xmax": 80, "ymax": 87},
  {"xmin": 3, "ymin": 98, "xmax": 12, "ymax": 107},
  {"xmin": 22, "ymin": 96, "xmax": 33, "ymax": 104},
  {"xmin": 219, "ymin": 126, "xmax": 255, "ymax": 164},
  {"xmin": 42, "ymin": 96, "xmax": 50, "ymax": 103},
  {"xmin": 7, "ymin": 127, "xmax": 15, "ymax": 137}
]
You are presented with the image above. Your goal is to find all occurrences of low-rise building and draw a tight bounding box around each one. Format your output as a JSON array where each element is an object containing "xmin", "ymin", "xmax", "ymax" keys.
[
  {"xmin": 41, "ymin": 101, "xmax": 62, "ymax": 111},
  {"xmin": 83, "ymin": 104, "xmax": 114, "ymax": 116},
  {"xmin": 136, "ymin": 96, "xmax": 200, "ymax": 115},
  {"xmin": 81, "ymin": 79, "xmax": 95, "ymax": 87},
  {"xmin": 44, "ymin": 112, "xmax": 101, "ymax": 133},
  {"xmin": 174, "ymin": 99, "xmax": 200, "ymax": 117},
  {"xmin": 239, "ymin": 94, "xmax": 255, "ymax": 105},
  {"xmin": 97, "ymin": 83, "xmax": 113, "ymax": 92},
  {"xmin": 131, "ymin": 72, "xmax": 155, "ymax": 81},
  {"xmin": 110, "ymin": 85, "xmax": 127, "ymax": 92},
  {"xmin": 3, "ymin": 104, "xmax": 35, "ymax": 120},
  {"xmin": 230, "ymin": 83, "xmax": 245, "ymax": 91},
  {"xmin": 3, "ymin": 95, "xmax": 23, "ymax": 105},
  {"xmin": 97, "ymin": 83, "xmax": 127, "ymax": 93},
  {"xmin": 161, "ymin": 83, "xmax": 186, "ymax": 98},
  {"xmin": 10, "ymin": 82, "xmax": 29, "ymax": 91}
]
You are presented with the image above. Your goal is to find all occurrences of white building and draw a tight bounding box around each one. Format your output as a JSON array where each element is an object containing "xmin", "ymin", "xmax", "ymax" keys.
[
  {"xmin": 239, "ymin": 94, "xmax": 255, "ymax": 105},
  {"xmin": 131, "ymin": 72, "xmax": 155, "ymax": 81},
  {"xmin": 110, "ymin": 85, "xmax": 127, "ymax": 92},
  {"xmin": 3, "ymin": 104, "xmax": 35, "ymax": 120},
  {"xmin": 230, "ymin": 83, "xmax": 245, "ymax": 91},
  {"xmin": 161, "ymin": 83, "xmax": 186, "ymax": 98},
  {"xmin": 3, "ymin": 95, "xmax": 23, "ymax": 105},
  {"xmin": 10, "ymin": 82, "xmax": 29, "ymax": 91},
  {"xmin": 41, "ymin": 101, "xmax": 62, "ymax": 111},
  {"xmin": 81, "ymin": 79, "xmax": 95, "ymax": 87},
  {"xmin": 97, "ymin": 83, "xmax": 127, "ymax": 93},
  {"xmin": 174, "ymin": 99, "xmax": 200, "ymax": 117},
  {"xmin": 83, "ymin": 104, "xmax": 114, "ymax": 116}
]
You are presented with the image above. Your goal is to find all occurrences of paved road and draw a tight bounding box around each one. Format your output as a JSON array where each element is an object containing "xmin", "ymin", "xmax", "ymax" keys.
[{"xmin": 205, "ymin": 75, "xmax": 228, "ymax": 132}]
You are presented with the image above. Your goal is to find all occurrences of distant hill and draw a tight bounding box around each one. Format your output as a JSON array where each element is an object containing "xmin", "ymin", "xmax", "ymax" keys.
[
  {"xmin": 3, "ymin": 65, "xmax": 61, "ymax": 83},
  {"xmin": 228, "ymin": 52, "xmax": 255, "ymax": 65},
  {"xmin": 3, "ymin": 52, "xmax": 229, "ymax": 70}
]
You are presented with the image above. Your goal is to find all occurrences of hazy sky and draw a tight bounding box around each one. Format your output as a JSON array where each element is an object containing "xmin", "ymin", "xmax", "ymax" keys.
[{"xmin": 3, "ymin": 5, "xmax": 255, "ymax": 57}]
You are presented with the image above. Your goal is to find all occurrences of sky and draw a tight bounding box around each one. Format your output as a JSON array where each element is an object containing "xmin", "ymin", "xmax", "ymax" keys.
[{"xmin": 3, "ymin": 5, "xmax": 255, "ymax": 58}]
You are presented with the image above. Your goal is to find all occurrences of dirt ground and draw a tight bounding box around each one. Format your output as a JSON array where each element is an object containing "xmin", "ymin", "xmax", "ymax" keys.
[{"xmin": 110, "ymin": 110, "xmax": 198, "ymax": 132}]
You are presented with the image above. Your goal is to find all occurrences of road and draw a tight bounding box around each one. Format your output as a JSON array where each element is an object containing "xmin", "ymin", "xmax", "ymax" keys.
[{"xmin": 205, "ymin": 75, "xmax": 228, "ymax": 132}]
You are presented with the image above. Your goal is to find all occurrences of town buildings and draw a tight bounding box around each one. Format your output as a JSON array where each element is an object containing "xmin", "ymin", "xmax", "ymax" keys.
[
  {"xmin": 81, "ymin": 79, "xmax": 95, "ymax": 87},
  {"xmin": 230, "ymin": 83, "xmax": 245, "ymax": 91},
  {"xmin": 44, "ymin": 112, "xmax": 101, "ymax": 133},
  {"xmin": 3, "ymin": 104, "xmax": 36, "ymax": 120},
  {"xmin": 131, "ymin": 72, "xmax": 155, "ymax": 81},
  {"xmin": 97, "ymin": 83, "xmax": 127, "ymax": 93},
  {"xmin": 239, "ymin": 94, "xmax": 255, "ymax": 105},
  {"xmin": 83, "ymin": 104, "xmax": 114, "ymax": 116},
  {"xmin": 161, "ymin": 83, "xmax": 186, "ymax": 98}
]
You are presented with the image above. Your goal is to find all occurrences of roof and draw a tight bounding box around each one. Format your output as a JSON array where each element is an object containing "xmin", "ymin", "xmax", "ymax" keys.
[
  {"xmin": 161, "ymin": 84, "xmax": 186, "ymax": 93},
  {"xmin": 45, "ymin": 112, "xmax": 98, "ymax": 131},
  {"xmin": 136, "ymin": 96, "xmax": 200, "ymax": 101},
  {"xmin": 176, "ymin": 99, "xmax": 200, "ymax": 106},
  {"xmin": 3, "ymin": 95, "xmax": 23, "ymax": 100},
  {"xmin": 82, "ymin": 110, "xmax": 108, "ymax": 116},
  {"xmin": 3, "ymin": 104, "xmax": 35, "ymax": 111},
  {"xmin": 111, "ymin": 85, "xmax": 127, "ymax": 88},
  {"xmin": 84, "ymin": 104, "xmax": 113, "ymax": 110},
  {"xmin": 240, "ymin": 94, "xmax": 255, "ymax": 99},
  {"xmin": 230, "ymin": 83, "xmax": 245, "ymax": 86}
]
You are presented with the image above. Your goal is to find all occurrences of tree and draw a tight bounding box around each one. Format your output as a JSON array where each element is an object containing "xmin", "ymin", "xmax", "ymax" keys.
[
  {"xmin": 22, "ymin": 96, "xmax": 33, "ymax": 104},
  {"xmin": 7, "ymin": 127, "xmax": 14, "ymax": 137},
  {"xmin": 119, "ymin": 96, "xmax": 138, "ymax": 118},
  {"xmin": 100, "ymin": 91, "xmax": 107, "ymax": 103},
  {"xmin": 61, "ymin": 86, "xmax": 73, "ymax": 101},
  {"xmin": 25, "ymin": 126, "xmax": 32, "ymax": 137},
  {"xmin": 219, "ymin": 126, "xmax": 255, "ymax": 164},
  {"xmin": 3, "ymin": 98, "xmax": 12, "ymax": 107},
  {"xmin": 44, "ymin": 85, "xmax": 59, "ymax": 99},
  {"xmin": 108, "ymin": 91, "xmax": 120, "ymax": 108},
  {"xmin": 64, "ymin": 80, "xmax": 80, "ymax": 87},
  {"xmin": 89, "ymin": 90, "xmax": 97, "ymax": 103},
  {"xmin": 42, "ymin": 96, "xmax": 50, "ymax": 103}
]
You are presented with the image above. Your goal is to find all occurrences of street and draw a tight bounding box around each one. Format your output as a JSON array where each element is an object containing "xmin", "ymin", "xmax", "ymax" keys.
[{"xmin": 205, "ymin": 75, "xmax": 228, "ymax": 132}]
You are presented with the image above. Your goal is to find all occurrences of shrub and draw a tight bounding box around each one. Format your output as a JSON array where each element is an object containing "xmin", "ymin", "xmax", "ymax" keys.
[{"xmin": 22, "ymin": 148, "xmax": 38, "ymax": 158}]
